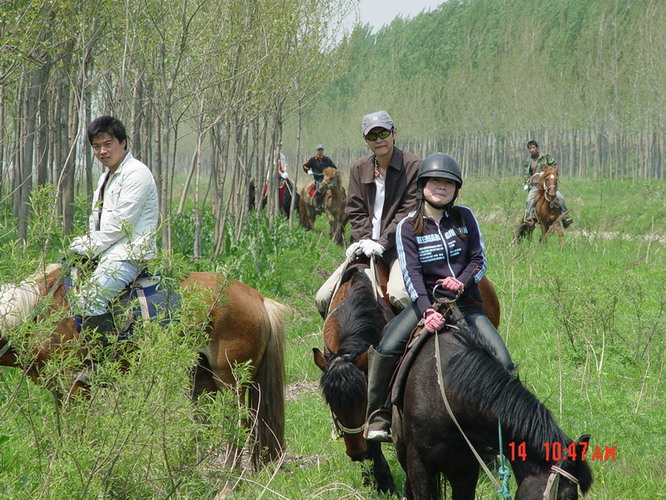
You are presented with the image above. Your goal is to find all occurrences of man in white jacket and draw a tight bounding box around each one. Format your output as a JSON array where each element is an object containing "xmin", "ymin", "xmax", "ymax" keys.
[{"xmin": 69, "ymin": 115, "xmax": 159, "ymax": 337}]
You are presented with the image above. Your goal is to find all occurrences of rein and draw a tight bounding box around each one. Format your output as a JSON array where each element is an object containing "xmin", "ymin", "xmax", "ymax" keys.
[{"xmin": 433, "ymin": 319, "xmax": 509, "ymax": 498}]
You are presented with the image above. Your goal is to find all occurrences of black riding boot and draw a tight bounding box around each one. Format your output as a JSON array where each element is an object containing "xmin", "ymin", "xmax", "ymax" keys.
[
  {"xmin": 73, "ymin": 312, "xmax": 117, "ymax": 385},
  {"xmin": 364, "ymin": 347, "xmax": 400, "ymax": 442},
  {"xmin": 561, "ymin": 211, "xmax": 574, "ymax": 228}
]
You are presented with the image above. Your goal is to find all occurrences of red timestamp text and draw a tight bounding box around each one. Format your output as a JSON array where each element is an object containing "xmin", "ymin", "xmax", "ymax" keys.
[{"xmin": 507, "ymin": 441, "xmax": 617, "ymax": 462}]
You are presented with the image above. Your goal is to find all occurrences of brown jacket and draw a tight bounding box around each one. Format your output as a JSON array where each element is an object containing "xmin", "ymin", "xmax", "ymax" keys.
[{"xmin": 345, "ymin": 147, "xmax": 421, "ymax": 260}]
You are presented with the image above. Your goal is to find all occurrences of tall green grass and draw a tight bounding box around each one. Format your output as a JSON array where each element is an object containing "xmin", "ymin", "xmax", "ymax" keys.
[{"xmin": 1, "ymin": 178, "xmax": 664, "ymax": 498}]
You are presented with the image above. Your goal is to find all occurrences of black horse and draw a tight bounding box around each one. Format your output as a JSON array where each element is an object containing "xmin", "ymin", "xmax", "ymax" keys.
[
  {"xmin": 393, "ymin": 307, "xmax": 593, "ymax": 499},
  {"xmin": 313, "ymin": 266, "xmax": 397, "ymax": 495}
]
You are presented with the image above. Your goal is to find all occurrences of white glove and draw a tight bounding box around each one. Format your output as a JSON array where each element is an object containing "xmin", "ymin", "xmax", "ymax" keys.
[
  {"xmin": 280, "ymin": 171, "xmax": 289, "ymax": 179},
  {"xmin": 345, "ymin": 242, "xmax": 363, "ymax": 259},
  {"xmin": 359, "ymin": 239, "xmax": 384, "ymax": 257},
  {"xmin": 523, "ymin": 184, "xmax": 529, "ymax": 191},
  {"xmin": 307, "ymin": 169, "xmax": 314, "ymax": 176},
  {"xmin": 69, "ymin": 235, "xmax": 96, "ymax": 256}
]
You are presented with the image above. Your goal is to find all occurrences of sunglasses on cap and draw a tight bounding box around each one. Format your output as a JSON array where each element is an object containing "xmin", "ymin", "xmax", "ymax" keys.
[{"xmin": 365, "ymin": 129, "xmax": 392, "ymax": 142}]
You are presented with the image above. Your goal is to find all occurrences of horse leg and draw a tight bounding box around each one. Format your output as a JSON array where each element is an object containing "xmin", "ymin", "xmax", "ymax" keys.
[
  {"xmin": 446, "ymin": 461, "xmax": 479, "ymax": 500},
  {"xmin": 404, "ymin": 446, "xmax": 440, "ymax": 499},
  {"xmin": 192, "ymin": 352, "xmax": 220, "ymax": 401},
  {"xmin": 367, "ymin": 441, "xmax": 397, "ymax": 495}
]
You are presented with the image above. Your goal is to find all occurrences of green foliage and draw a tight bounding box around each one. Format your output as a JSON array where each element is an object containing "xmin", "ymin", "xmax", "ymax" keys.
[{"xmin": 1, "ymin": 178, "xmax": 665, "ymax": 498}]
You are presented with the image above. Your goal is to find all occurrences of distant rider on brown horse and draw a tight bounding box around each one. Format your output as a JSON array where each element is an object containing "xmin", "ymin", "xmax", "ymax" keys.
[{"xmin": 523, "ymin": 140, "xmax": 573, "ymax": 227}]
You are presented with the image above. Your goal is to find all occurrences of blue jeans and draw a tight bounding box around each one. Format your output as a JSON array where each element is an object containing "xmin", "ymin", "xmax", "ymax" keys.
[
  {"xmin": 376, "ymin": 301, "xmax": 513, "ymax": 370},
  {"xmin": 70, "ymin": 260, "xmax": 139, "ymax": 316},
  {"xmin": 525, "ymin": 186, "xmax": 568, "ymax": 218}
]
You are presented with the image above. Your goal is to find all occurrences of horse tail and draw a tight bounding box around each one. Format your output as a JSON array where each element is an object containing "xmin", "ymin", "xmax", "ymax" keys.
[{"xmin": 249, "ymin": 297, "xmax": 290, "ymax": 465}]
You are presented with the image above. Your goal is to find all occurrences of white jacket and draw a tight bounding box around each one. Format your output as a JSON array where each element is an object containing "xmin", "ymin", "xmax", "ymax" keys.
[{"xmin": 74, "ymin": 152, "xmax": 159, "ymax": 262}]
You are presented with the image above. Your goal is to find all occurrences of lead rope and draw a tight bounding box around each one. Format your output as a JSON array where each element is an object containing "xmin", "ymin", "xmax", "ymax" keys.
[
  {"xmin": 434, "ymin": 331, "xmax": 506, "ymax": 495},
  {"xmin": 497, "ymin": 419, "xmax": 512, "ymax": 499}
]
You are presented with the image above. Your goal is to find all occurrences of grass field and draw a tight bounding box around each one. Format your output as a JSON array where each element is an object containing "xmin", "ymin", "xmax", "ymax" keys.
[{"xmin": 0, "ymin": 177, "xmax": 664, "ymax": 499}]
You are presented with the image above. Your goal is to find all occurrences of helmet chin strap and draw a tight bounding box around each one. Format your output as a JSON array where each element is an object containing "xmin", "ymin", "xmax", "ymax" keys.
[{"xmin": 425, "ymin": 200, "xmax": 450, "ymax": 210}]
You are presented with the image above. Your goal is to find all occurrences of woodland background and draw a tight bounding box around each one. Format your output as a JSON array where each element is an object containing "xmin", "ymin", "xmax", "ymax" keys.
[{"xmin": 2, "ymin": 0, "xmax": 666, "ymax": 250}]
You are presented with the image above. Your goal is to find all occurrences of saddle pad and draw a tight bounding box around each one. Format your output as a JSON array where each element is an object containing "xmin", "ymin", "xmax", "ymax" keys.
[
  {"xmin": 391, "ymin": 326, "xmax": 431, "ymax": 409},
  {"xmin": 64, "ymin": 268, "xmax": 181, "ymax": 336},
  {"xmin": 308, "ymin": 185, "xmax": 316, "ymax": 197},
  {"xmin": 130, "ymin": 275, "xmax": 181, "ymax": 328}
]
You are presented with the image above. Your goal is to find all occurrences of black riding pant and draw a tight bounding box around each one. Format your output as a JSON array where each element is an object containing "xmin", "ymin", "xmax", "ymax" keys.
[{"xmin": 376, "ymin": 301, "xmax": 514, "ymax": 371}]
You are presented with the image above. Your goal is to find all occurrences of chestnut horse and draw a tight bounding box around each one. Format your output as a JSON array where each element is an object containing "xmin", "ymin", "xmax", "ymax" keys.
[
  {"xmin": 515, "ymin": 166, "xmax": 566, "ymax": 244},
  {"xmin": 393, "ymin": 304, "xmax": 593, "ymax": 499},
  {"xmin": 312, "ymin": 258, "xmax": 501, "ymax": 495},
  {"xmin": 0, "ymin": 263, "xmax": 289, "ymax": 467},
  {"xmin": 299, "ymin": 167, "xmax": 347, "ymax": 246}
]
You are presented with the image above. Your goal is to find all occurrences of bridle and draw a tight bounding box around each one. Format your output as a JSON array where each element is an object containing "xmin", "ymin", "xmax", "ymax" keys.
[
  {"xmin": 330, "ymin": 410, "xmax": 365, "ymax": 437},
  {"xmin": 543, "ymin": 462, "xmax": 581, "ymax": 500},
  {"xmin": 541, "ymin": 172, "xmax": 558, "ymax": 203},
  {"xmin": 316, "ymin": 174, "xmax": 337, "ymax": 196},
  {"xmin": 326, "ymin": 354, "xmax": 366, "ymax": 438}
]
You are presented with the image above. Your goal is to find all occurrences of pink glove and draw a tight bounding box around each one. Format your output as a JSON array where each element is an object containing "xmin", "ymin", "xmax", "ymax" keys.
[
  {"xmin": 423, "ymin": 308, "xmax": 445, "ymax": 333},
  {"xmin": 436, "ymin": 276, "xmax": 464, "ymax": 293}
]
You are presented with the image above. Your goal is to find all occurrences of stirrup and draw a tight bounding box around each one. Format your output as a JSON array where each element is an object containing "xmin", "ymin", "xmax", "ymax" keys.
[
  {"xmin": 364, "ymin": 408, "xmax": 392, "ymax": 442},
  {"xmin": 366, "ymin": 428, "xmax": 392, "ymax": 442}
]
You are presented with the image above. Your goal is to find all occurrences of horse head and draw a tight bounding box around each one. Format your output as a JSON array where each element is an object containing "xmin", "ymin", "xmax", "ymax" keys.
[
  {"xmin": 312, "ymin": 268, "xmax": 389, "ymax": 461},
  {"xmin": 315, "ymin": 167, "xmax": 340, "ymax": 196},
  {"xmin": 540, "ymin": 166, "xmax": 559, "ymax": 201},
  {"xmin": 313, "ymin": 347, "xmax": 369, "ymax": 461},
  {"xmin": 514, "ymin": 435, "xmax": 593, "ymax": 500}
]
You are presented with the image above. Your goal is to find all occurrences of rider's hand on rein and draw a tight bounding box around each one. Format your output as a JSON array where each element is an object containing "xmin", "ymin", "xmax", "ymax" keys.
[{"xmin": 423, "ymin": 308, "xmax": 446, "ymax": 333}]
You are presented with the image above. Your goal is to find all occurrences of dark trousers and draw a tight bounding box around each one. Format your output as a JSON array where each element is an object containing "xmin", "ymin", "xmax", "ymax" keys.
[{"xmin": 376, "ymin": 301, "xmax": 514, "ymax": 370}]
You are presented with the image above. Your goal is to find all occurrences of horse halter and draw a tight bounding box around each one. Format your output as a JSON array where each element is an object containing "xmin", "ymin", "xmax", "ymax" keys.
[
  {"xmin": 327, "ymin": 355, "xmax": 366, "ymax": 437},
  {"xmin": 330, "ymin": 410, "xmax": 365, "ymax": 437},
  {"xmin": 316, "ymin": 175, "xmax": 337, "ymax": 195},
  {"xmin": 542, "ymin": 462, "xmax": 581, "ymax": 500}
]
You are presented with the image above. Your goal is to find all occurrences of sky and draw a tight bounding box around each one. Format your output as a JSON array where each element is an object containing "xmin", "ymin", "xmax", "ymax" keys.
[{"xmin": 357, "ymin": 0, "xmax": 443, "ymax": 32}]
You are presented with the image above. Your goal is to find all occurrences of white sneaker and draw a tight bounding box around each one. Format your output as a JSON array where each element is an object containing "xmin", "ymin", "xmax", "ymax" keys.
[{"xmin": 366, "ymin": 428, "xmax": 391, "ymax": 442}]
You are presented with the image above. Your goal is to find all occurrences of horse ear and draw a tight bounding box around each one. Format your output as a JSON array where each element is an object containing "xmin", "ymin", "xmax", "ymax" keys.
[
  {"xmin": 356, "ymin": 351, "xmax": 369, "ymax": 371},
  {"xmin": 312, "ymin": 348, "xmax": 328, "ymax": 371},
  {"xmin": 577, "ymin": 434, "xmax": 591, "ymax": 444}
]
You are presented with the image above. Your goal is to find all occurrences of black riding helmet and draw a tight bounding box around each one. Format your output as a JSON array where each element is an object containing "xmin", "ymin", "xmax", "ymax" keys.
[{"xmin": 417, "ymin": 153, "xmax": 463, "ymax": 188}]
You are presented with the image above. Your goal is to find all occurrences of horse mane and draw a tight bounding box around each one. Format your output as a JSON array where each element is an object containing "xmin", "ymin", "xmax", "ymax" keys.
[
  {"xmin": 319, "ymin": 268, "xmax": 386, "ymax": 410},
  {"xmin": 330, "ymin": 268, "xmax": 385, "ymax": 358},
  {"xmin": 0, "ymin": 263, "xmax": 61, "ymax": 333},
  {"xmin": 445, "ymin": 325, "xmax": 570, "ymax": 462}
]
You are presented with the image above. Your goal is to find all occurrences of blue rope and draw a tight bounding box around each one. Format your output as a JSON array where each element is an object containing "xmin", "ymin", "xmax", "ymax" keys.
[{"xmin": 497, "ymin": 418, "xmax": 512, "ymax": 500}]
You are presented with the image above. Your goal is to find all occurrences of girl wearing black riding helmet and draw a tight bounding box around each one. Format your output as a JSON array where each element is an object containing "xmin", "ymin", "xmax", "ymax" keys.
[{"xmin": 364, "ymin": 152, "xmax": 514, "ymax": 443}]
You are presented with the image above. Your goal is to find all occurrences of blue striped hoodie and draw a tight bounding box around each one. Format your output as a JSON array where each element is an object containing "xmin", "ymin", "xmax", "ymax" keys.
[{"xmin": 396, "ymin": 205, "xmax": 487, "ymax": 315}]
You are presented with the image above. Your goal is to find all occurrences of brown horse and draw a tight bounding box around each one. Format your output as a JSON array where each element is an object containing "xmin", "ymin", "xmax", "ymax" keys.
[
  {"xmin": 515, "ymin": 166, "xmax": 566, "ymax": 244},
  {"xmin": 0, "ymin": 263, "xmax": 289, "ymax": 467},
  {"xmin": 299, "ymin": 167, "xmax": 347, "ymax": 246},
  {"xmin": 312, "ymin": 258, "xmax": 501, "ymax": 495},
  {"xmin": 313, "ymin": 262, "xmax": 397, "ymax": 494}
]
